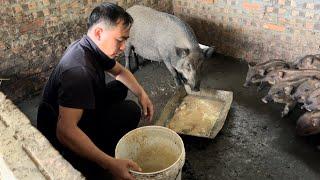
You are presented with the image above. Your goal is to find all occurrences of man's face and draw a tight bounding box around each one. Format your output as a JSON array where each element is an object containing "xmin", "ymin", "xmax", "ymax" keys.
[{"xmin": 97, "ymin": 21, "xmax": 130, "ymax": 59}]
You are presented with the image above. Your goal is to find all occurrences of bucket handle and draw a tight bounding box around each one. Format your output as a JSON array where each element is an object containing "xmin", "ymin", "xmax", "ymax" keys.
[{"xmin": 174, "ymin": 168, "xmax": 182, "ymax": 180}]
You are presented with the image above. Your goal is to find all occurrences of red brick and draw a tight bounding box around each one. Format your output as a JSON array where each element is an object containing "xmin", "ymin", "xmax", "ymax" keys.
[
  {"xmin": 28, "ymin": 2, "xmax": 37, "ymax": 11},
  {"xmin": 305, "ymin": 22, "xmax": 314, "ymax": 30},
  {"xmin": 60, "ymin": 3, "xmax": 68, "ymax": 12},
  {"xmin": 198, "ymin": 0, "xmax": 214, "ymax": 3},
  {"xmin": 0, "ymin": 41, "xmax": 5, "ymax": 50},
  {"xmin": 306, "ymin": 3, "xmax": 314, "ymax": 9},
  {"xmin": 278, "ymin": 0, "xmax": 285, "ymax": 5},
  {"xmin": 43, "ymin": 8, "xmax": 49, "ymax": 16},
  {"xmin": 13, "ymin": 5, "xmax": 22, "ymax": 13},
  {"xmin": 263, "ymin": 23, "xmax": 285, "ymax": 32},
  {"xmin": 279, "ymin": 8, "xmax": 286, "ymax": 14},
  {"xmin": 242, "ymin": 2, "xmax": 261, "ymax": 11},
  {"xmin": 278, "ymin": 18, "xmax": 286, "ymax": 24},
  {"xmin": 20, "ymin": 19, "xmax": 45, "ymax": 34},
  {"xmin": 43, "ymin": 0, "xmax": 50, "ymax": 6},
  {"xmin": 70, "ymin": 1, "xmax": 79, "ymax": 9},
  {"xmin": 266, "ymin": 7, "xmax": 273, "ymax": 13}
]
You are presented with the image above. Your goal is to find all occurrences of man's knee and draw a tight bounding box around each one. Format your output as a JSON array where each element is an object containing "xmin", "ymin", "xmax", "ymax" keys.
[
  {"xmin": 105, "ymin": 80, "xmax": 128, "ymax": 102},
  {"xmin": 124, "ymin": 100, "xmax": 141, "ymax": 126}
]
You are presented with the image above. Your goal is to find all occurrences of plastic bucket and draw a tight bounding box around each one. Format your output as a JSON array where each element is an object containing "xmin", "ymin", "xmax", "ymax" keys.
[{"xmin": 115, "ymin": 126, "xmax": 185, "ymax": 180}]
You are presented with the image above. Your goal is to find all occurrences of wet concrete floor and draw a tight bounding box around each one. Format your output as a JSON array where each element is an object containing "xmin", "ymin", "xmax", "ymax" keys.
[{"xmin": 18, "ymin": 54, "xmax": 320, "ymax": 179}]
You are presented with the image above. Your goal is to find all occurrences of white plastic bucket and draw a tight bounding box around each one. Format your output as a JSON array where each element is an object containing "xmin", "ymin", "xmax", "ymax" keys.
[{"xmin": 115, "ymin": 126, "xmax": 185, "ymax": 180}]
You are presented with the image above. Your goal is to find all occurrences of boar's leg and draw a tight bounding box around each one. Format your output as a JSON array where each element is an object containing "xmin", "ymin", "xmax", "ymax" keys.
[
  {"xmin": 132, "ymin": 47, "xmax": 140, "ymax": 70},
  {"xmin": 164, "ymin": 60, "xmax": 183, "ymax": 87},
  {"xmin": 125, "ymin": 43, "xmax": 140, "ymax": 72},
  {"xmin": 281, "ymin": 102, "xmax": 296, "ymax": 117},
  {"xmin": 125, "ymin": 43, "xmax": 133, "ymax": 71},
  {"xmin": 257, "ymin": 82, "xmax": 268, "ymax": 91},
  {"xmin": 302, "ymin": 102, "xmax": 320, "ymax": 112}
]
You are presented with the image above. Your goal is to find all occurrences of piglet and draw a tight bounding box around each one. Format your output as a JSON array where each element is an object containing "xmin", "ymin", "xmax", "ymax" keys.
[
  {"xmin": 296, "ymin": 111, "xmax": 320, "ymax": 136},
  {"xmin": 243, "ymin": 59, "xmax": 291, "ymax": 87}
]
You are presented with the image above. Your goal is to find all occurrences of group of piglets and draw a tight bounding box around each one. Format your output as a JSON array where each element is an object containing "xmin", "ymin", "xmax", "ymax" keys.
[{"xmin": 244, "ymin": 54, "xmax": 320, "ymax": 136}]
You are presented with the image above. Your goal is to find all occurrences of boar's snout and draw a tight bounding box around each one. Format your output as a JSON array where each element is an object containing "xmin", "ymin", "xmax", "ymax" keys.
[
  {"xmin": 243, "ymin": 81, "xmax": 250, "ymax": 87},
  {"xmin": 294, "ymin": 95, "xmax": 301, "ymax": 101},
  {"xmin": 190, "ymin": 80, "xmax": 201, "ymax": 92},
  {"xmin": 191, "ymin": 85, "xmax": 200, "ymax": 92},
  {"xmin": 262, "ymin": 95, "xmax": 273, "ymax": 103}
]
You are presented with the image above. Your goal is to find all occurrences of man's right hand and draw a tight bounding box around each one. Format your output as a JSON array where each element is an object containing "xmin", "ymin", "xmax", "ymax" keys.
[
  {"xmin": 57, "ymin": 107, "xmax": 141, "ymax": 180},
  {"xmin": 108, "ymin": 158, "xmax": 142, "ymax": 180}
]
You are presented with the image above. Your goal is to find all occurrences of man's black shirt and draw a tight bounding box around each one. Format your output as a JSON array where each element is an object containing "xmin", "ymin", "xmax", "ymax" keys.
[{"xmin": 40, "ymin": 35, "xmax": 116, "ymax": 125}]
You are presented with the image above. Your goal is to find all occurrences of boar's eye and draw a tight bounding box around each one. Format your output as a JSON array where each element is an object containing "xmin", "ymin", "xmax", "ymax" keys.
[
  {"xmin": 177, "ymin": 72, "xmax": 188, "ymax": 84},
  {"xmin": 180, "ymin": 74, "xmax": 188, "ymax": 83},
  {"xmin": 187, "ymin": 64, "xmax": 192, "ymax": 71},
  {"xmin": 176, "ymin": 47, "xmax": 190, "ymax": 58},
  {"xmin": 305, "ymin": 89, "xmax": 309, "ymax": 92}
]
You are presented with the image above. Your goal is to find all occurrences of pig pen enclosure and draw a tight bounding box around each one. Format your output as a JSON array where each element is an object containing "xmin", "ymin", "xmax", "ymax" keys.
[{"xmin": 1, "ymin": 0, "xmax": 320, "ymax": 179}]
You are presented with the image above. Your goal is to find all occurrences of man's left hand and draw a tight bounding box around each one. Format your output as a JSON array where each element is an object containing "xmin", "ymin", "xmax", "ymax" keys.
[{"xmin": 138, "ymin": 92, "xmax": 154, "ymax": 122}]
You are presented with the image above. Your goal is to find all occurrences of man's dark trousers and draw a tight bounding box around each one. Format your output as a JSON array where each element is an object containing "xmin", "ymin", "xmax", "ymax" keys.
[{"xmin": 37, "ymin": 80, "xmax": 141, "ymax": 179}]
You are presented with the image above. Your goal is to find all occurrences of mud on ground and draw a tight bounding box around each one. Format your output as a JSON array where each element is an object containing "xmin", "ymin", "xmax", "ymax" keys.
[{"xmin": 18, "ymin": 54, "xmax": 320, "ymax": 179}]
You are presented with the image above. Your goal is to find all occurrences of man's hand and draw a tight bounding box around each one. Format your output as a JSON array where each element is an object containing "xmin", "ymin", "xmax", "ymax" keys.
[
  {"xmin": 138, "ymin": 92, "xmax": 154, "ymax": 122},
  {"xmin": 109, "ymin": 62, "xmax": 154, "ymax": 122},
  {"xmin": 109, "ymin": 158, "xmax": 142, "ymax": 180}
]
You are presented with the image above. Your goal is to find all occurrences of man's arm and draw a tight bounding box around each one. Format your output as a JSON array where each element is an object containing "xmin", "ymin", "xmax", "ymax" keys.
[
  {"xmin": 108, "ymin": 61, "xmax": 154, "ymax": 121},
  {"xmin": 56, "ymin": 106, "xmax": 141, "ymax": 179}
]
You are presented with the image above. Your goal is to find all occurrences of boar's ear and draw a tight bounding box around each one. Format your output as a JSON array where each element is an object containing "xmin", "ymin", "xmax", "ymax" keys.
[
  {"xmin": 202, "ymin": 46, "xmax": 215, "ymax": 59},
  {"xmin": 284, "ymin": 86, "xmax": 293, "ymax": 94},
  {"xmin": 310, "ymin": 56, "xmax": 315, "ymax": 64},
  {"xmin": 258, "ymin": 69, "xmax": 265, "ymax": 75},
  {"xmin": 278, "ymin": 71, "xmax": 284, "ymax": 77},
  {"xmin": 176, "ymin": 47, "xmax": 190, "ymax": 58}
]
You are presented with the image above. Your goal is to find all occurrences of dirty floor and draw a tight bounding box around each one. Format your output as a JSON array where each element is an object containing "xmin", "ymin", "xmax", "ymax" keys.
[{"xmin": 17, "ymin": 55, "xmax": 320, "ymax": 179}]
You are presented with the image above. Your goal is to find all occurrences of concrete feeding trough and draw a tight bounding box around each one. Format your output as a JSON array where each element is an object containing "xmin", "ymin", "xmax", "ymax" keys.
[{"xmin": 156, "ymin": 87, "xmax": 233, "ymax": 139}]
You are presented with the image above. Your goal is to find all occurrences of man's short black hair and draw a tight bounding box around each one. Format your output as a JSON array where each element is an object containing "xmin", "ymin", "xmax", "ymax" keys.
[{"xmin": 87, "ymin": 3, "xmax": 133, "ymax": 29}]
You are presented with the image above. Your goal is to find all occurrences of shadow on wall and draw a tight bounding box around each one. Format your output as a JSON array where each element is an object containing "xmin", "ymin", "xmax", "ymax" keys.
[
  {"xmin": 181, "ymin": 15, "xmax": 271, "ymax": 63},
  {"xmin": 177, "ymin": 12, "xmax": 313, "ymax": 64}
]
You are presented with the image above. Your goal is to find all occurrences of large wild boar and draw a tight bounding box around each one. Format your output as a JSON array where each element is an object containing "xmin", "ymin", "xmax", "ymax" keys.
[
  {"xmin": 243, "ymin": 59, "xmax": 291, "ymax": 87},
  {"xmin": 296, "ymin": 111, "xmax": 320, "ymax": 136},
  {"xmin": 125, "ymin": 5, "xmax": 214, "ymax": 91}
]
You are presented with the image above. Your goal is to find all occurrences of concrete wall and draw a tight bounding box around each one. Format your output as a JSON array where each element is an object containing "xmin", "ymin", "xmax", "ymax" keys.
[
  {"xmin": 0, "ymin": 92, "xmax": 84, "ymax": 179},
  {"xmin": 0, "ymin": 0, "xmax": 172, "ymax": 101},
  {"xmin": 173, "ymin": 0, "xmax": 320, "ymax": 62}
]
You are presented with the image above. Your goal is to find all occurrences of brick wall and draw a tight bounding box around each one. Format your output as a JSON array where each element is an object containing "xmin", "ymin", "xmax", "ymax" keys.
[
  {"xmin": 3, "ymin": 0, "xmax": 319, "ymax": 100},
  {"xmin": 173, "ymin": 0, "xmax": 320, "ymax": 63},
  {"xmin": 0, "ymin": 0, "xmax": 172, "ymax": 101}
]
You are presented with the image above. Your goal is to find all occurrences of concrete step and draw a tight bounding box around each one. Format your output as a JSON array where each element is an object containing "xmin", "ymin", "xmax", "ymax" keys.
[{"xmin": 0, "ymin": 92, "xmax": 84, "ymax": 180}]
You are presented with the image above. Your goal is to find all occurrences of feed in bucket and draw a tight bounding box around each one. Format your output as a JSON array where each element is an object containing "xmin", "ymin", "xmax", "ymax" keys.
[{"xmin": 115, "ymin": 126, "xmax": 185, "ymax": 180}]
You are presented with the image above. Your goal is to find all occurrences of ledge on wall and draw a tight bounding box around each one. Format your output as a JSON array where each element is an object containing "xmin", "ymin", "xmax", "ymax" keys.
[{"xmin": 0, "ymin": 92, "xmax": 84, "ymax": 179}]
